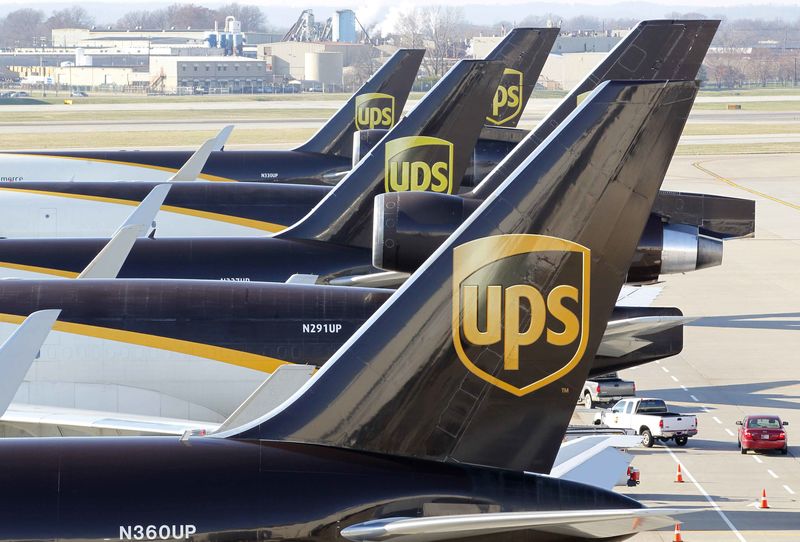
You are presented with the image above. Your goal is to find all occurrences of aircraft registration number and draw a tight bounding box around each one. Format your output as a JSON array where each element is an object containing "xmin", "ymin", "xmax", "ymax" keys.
[
  {"xmin": 302, "ymin": 323, "xmax": 343, "ymax": 333},
  {"xmin": 119, "ymin": 524, "xmax": 197, "ymax": 540}
]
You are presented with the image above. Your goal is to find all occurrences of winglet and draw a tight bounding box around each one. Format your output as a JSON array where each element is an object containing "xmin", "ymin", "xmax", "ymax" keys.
[
  {"xmin": 78, "ymin": 184, "xmax": 171, "ymax": 279},
  {"xmin": 168, "ymin": 126, "xmax": 232, "ymax": 181},
  {"xmin": 211, "ymin": 125, "xmax": 234, "ymax": 151},
  {"xmin": 0, "ymin": 309, "xmax": 61, "ymax": 415}
]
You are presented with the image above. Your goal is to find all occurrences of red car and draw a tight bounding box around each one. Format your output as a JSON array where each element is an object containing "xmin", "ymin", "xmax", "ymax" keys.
[{"xmin": 737, "ymin": 415, "xmax": 789, "ymax": 455}]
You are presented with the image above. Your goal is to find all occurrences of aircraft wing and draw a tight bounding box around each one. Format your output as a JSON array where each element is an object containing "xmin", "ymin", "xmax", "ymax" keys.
[
  {"xmin": 168, "ymin": 125, "xmax": 233, "ymax": 181},
  {"xmin": 77, "ymin": 184, "xmax": 171, "ymax": 279},
  {"xmin": 2, "ymin": 403, "xmax": 220, "ymax": 436},
  {"xmin": 0, "ymin": 310, "xmax": 61, "ymax": 415},
  {"xmin": 341, "ymin": 508, "xmax": 695, "ymax": 542}
]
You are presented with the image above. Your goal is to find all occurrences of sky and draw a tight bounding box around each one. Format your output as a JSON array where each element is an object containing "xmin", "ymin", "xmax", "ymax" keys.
[{"xmin": 2, "ymin": 0, "xmax": 800, "ymax": 27}]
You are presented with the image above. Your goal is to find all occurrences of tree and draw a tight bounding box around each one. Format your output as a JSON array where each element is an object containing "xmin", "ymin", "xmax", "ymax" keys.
[
  {"xmin": 45, "ymin": 6, "xmax": 94, "ymax": 30},
  {"xmin": 163, "ymin": 3, "xmax": 216, "ymax": 30},
  {"xmin": 0, "ymin": 8, "xmax": 45, "ymax": 48},
  {"xmin": 419, "ymin": 6, "xmax": 467, "ymax": 77}
]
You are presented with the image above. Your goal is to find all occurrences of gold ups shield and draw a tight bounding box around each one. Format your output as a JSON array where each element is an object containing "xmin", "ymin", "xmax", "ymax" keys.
[
  {"xmin": 355, "ymin": 93, "xmax": 396, "ymax": 130},
  {"xmin": 486, "ymin": 68, "xmax": 524, "ymax": 126},
  {"xmin": 384, "ymin": 136, "xmax": 454, "ymax": 193},
  {"xmin": 452, "ymin": 235, "xmax": 591, "ymax": 396}
]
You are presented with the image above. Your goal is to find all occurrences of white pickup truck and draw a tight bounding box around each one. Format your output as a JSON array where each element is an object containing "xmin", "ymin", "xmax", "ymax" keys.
[{"xmin": 593, "ymin": 398, "xmax": 698, "ymax": 447}]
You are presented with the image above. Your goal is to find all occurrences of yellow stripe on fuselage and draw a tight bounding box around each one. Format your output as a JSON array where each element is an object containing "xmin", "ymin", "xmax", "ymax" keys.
[
  {"xmin": 0, "ymin": 312, "xmax": 290, "ymax": 373},
  {"xmin": 5, "ymin": 152, "xmax": 237, "ymax": 182},
  {"xmin": 0, "ymin": 261, "xmax": 78, "ymax": 278},
  {"xmin": 0, "ymin": 186, "xmax": 287, "ymax": 233}
]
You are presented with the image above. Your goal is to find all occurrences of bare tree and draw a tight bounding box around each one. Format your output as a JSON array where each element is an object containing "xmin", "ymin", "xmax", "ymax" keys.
[
  {"xmin": 45, "ymin": 6, "xmax": 94, "ymax": 30},
  {"xmin": 0, "ymin": 8, "xmax": 45, "ymax": 47}
]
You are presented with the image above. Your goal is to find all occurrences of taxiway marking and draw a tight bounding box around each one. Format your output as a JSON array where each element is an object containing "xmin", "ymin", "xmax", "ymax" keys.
[
  {"xmin": 693, "ymin": 161, "xmax": 800, "ymax": 212},
  {"xmin": 768, "ymin": 469, "xmax": 779, "ymax": 479},
  {"xmin": 670, "ymin": 375, "xmax": 679, "ymax": 382},
  {"xmin": 662, "ymin": 366, "xmax": 670, "ymax": 373},
  {"xmin": 680, "ymin": 384, "xmax": 688, "ymax": 391},
  {"xmin": 753, "ymin": 456, "xmax": 763, "ymax": 464},
  {"xmin": 784, "ymin": 485, "xmax": 796, "ymax": 495},
  {"xmin": 690, "ymin": 394, "xmax": 699, "ymax": 402},
  {"xmin": 713, "ymin": 416, "xmax": 722, "ymax": 424},
  {"xmin": 666, "ymin": 449, "xmax": 747, "ymax": 542},
  {"xmin": 725, "ymin": 428, "xmax": 735, "ymax": 436}
]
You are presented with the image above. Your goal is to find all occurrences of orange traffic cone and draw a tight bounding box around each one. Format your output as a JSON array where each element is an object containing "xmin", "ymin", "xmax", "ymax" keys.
[
  {"xmin": 673, "ymin": 523, "xmax": 683, "ymax": 542},
  {"xmin": 675, "ymin": 464, "xmax": 684, "ymax": 483},
  {"xmin": 760, "ymin": 488, "xmax": 769, "ymax": 509}
]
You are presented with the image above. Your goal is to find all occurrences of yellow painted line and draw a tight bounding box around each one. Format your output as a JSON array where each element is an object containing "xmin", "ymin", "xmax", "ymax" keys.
[
  {"xmin": 0, "ymin": 262, "xmax": 78, "ymax": 278},
  {"xmin": 0, "ymin": 186, "xmax": 287, "ymax": 233},
  {"xmin": 0, "ymin": 312, "xmax": 290, "ymax": 373},
  {"xmin": 6, "ymin": 153, "xmax": 237, "ymax": 182},
  {"xmin": 692, "ymin": 161, "xmax": 800, "ymax": 212}
]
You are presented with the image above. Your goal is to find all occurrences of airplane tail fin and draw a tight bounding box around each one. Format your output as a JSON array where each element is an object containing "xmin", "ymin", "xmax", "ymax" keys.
[
  {"xmin": 278, "ymin": 60, "xmax": 504, "ymax": 249},
  {"xmin": 225, "ymin": 80, "xmax": 698, "ymax": 474},
  {"xmin": 295, "ymin": 49, "xmax": 425, "ymax": 158},
  {"xmin": 483, "ymin": 27, "xmax": 559, "ymax": 128},
  {"xmin": 471, "ymin": 18, "xmax": 717, "ymax": 198}
]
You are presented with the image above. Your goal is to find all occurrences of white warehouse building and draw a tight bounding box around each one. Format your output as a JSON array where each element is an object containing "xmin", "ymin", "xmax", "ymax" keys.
[{"xmin": 149, "ymin": 56, "xmax": 269, "ymax": 93}]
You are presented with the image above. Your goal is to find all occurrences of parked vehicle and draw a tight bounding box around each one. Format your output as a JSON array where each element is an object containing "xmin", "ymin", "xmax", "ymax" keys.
[
  {"xmin": 737, "ymin": 414, "xmax": 788, "ymax": 455},
  {"xmin": 70, "ymin": 90, "xmax": 88, "ymax": 97},
  {"xmin": 594, "ymin": 398, "xmax": 698, "ymax": 447},
  {"xmin": 581, "ymin": 372, "xmax": 635, "ymax": 409}
]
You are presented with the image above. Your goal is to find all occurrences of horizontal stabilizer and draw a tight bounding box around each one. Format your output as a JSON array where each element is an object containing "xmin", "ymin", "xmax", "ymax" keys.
[
  {"xmin": 328, "ymin": 271, "xmax": 409, "ymax": 288},
  {"xmin": 0, "ymin": 310, "xmax": 60, "ymax": 415},
  {"xmin": 215, "ymin": 365, "xmax": 316, "ymax": 434},
  {"xmin": 341, "ymin": 508, "xmax": 697, "ymax": 542},
  {"xmin": 2, "ymin": 402, "xmax": 219, "ymax": 436},
  {"xmin": 598, "ymin": 316, "xmax": 696, "ymax": 357},
  {"xmin": 551, "ymin": 435, "xmax": 642, "ymax": 490}
]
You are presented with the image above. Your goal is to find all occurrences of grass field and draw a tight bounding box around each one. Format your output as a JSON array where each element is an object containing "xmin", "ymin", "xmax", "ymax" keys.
[
  {"xmin": 0, "ymin": 128, "xmax": 316, "ymax": 150},
  {"xmin": 682, "ymin": 123, "xmax": 800, "ymax": 136},
  {"xmin": 0, "ymin": 108, "xmax": 334, "ymax": 123},
  {"xmin": 676, "ymin": 142, "xmax": 800, "ymax": 155},
  {"xmin": 692, "ymin": 100, "xmax": 800, "ymax": 111}
]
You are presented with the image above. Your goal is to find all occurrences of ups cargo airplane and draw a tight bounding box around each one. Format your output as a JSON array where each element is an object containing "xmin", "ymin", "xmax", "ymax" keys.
[
  {"xmin": 0, "ymin": 20, "xmax": 746, "ymax": 244},
  {"xmin": 0, "ymin": 79, "xmax": 698, "ymax": 541},
  {"xmin": 0, "ymin": 27, "xmax": 555, "ymax": 186},
  {"xmin": 0, "ymin": 23, "xmax": 731, "ymax": 284},
  {"xmin": 0, "ymin": 78, "xmax": 694, "ymax": 437}
]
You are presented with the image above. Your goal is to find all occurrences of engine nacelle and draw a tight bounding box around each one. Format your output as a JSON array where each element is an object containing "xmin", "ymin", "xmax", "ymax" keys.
[
  {"xmin": 352, "ymin": 129, "xmax": 389, "ymax": 168},
  {"xmin": 373, "ymin": 192, "xmax": 480, "ymax": 272},
  {"xmin": 628, "ymin": 215, "xmax": 723, "ymax": 283},
  {"xmin": 374, "ymin": 193, "xmax": 723, "ymax": 282}
]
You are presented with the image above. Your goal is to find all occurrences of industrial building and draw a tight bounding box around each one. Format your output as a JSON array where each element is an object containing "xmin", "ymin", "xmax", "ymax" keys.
[{"xmin": 150, "ymin": 56, "xmax": 269, "ymax": 93}]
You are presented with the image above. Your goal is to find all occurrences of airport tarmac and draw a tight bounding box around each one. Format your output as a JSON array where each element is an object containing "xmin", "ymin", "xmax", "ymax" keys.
[{"xmin": 578, "ymin": 154, "xmax": 800, "ymax": 541}]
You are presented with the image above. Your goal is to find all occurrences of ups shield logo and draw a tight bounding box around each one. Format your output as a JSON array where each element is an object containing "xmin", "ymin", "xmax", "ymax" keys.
[
  {"xmin": 385, "ymin": 136, "xmax": 454, "ymax": 193},
  {"xmin": 355, "ymin": 93, "xmax": 395, "ymax": 130},
  {"xmin": 486, "ymin": 68, "xmax": 524, "ymax": 126},
  {"xmin": 452, "ymin": 235, "xmax": 590, "ymax": 396}
]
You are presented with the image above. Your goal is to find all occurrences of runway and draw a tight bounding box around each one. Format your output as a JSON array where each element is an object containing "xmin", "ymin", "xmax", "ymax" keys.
[
  {"xmin": 583, "ymin": 154, "xmax": 800, "ymax": 541},
  {"xmin": 3, "ymin": 97, "xmax": 800, "ymax": 137}
]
